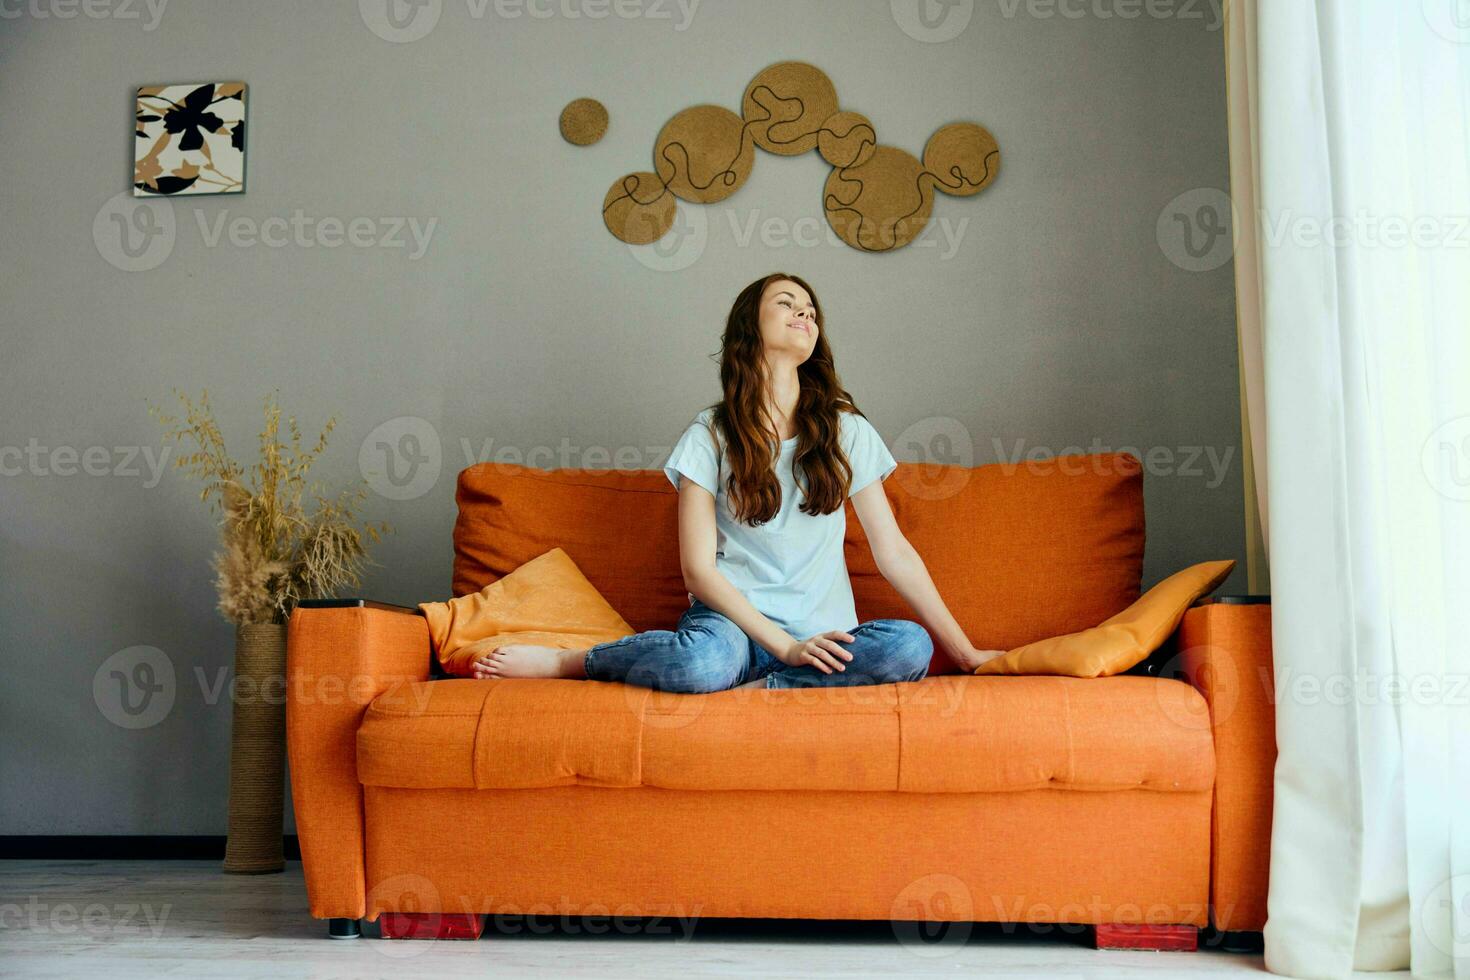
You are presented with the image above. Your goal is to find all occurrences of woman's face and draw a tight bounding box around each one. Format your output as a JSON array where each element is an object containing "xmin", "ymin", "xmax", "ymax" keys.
[{"xmin": 757, "ymin": 279, "xmax": 818, "ymax": 360}]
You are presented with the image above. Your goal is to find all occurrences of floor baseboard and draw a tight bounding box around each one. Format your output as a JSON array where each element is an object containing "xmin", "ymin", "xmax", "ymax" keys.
[{"xmin": 0, "ymin": 836, "xmax": 302, "ymax": 860}]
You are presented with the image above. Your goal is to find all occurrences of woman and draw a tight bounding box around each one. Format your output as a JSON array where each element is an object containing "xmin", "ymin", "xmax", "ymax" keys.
[{"xmin": 473, "ymin": 272, "xmax": 1004, "ymax": 690}]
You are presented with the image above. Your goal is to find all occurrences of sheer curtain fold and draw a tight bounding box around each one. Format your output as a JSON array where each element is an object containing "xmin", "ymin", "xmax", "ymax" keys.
[
  {"xmin": 1224, "ymin": 1, "xmax": 1470, "ymax": 976},
  {"xmin": 1224, "ymin": 0, "xmax": 1270, "ymax": 595}
]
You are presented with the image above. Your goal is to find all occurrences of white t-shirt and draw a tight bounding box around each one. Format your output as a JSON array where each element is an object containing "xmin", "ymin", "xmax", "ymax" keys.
[{"xmin": 662, "ymin": 406, "xmax": 898, "ymax": 646}]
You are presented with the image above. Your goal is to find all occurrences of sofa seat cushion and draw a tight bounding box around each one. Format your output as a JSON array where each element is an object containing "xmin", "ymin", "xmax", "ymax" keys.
[{"xmin": 356, "ymin": 675, "xmax": 1214, "ymax": 794}]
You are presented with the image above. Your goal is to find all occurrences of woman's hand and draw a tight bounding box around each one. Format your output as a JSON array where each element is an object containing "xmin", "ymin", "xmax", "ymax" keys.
[
  {"xmin": 953, "ymin": 643, "xmax": 1007, "ymax": 672},
  {"xmin": 780, "ymin": 630, "xmax": 856, "ymax": 674}
]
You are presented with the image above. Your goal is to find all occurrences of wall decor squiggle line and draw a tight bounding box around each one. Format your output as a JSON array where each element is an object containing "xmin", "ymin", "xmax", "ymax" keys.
[{"xmin": 591, "ymin": 61, "xmax": 1001, "ymax": 254}]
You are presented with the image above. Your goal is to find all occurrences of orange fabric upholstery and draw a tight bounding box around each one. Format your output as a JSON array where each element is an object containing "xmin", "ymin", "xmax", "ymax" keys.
[
  {"xmin": 356, "ymin": 675, "xmax": 1214, "ymax": 794},
  {"xmin": 1177, "ymin": 601, "xmax": 1275, "ymax": 931},
  {"xmin": 452, "ymin": 453, "xmax": 1145, "ymax": 676},
  {"xmin": 354, "ymin": 678, "xmax": 488, "ymax": 791},
  {"xmin": 846, "ymin": 454, "xmax": 1145, "ymax": 674},
  {"xmin": 284, "ymin": 454, "xmax": 1270, "ymax": 937},
  {"xmin": 361, "ymin": 784, "xmax": 1212, "ymax": 925},
  {"xmin": 286, "ymin": 605, "xmax": 432, "ymax": 920},
  {"xmin": 452, "ymin": 464, "xmax": 685, "ymax": 633}
]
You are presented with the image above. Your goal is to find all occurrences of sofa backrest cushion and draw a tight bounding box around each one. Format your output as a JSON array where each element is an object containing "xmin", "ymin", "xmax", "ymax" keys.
[
  {"xmin": 454, "ymin": 465, "xmax": 688, "ymax": 635},
  {"xmin": 452, "ymin": 452, "xmax": 1145, "ymax": 675},
  {"xmin": 845, "ymin": 453, "xmax": 1145, "ymax": 672}
]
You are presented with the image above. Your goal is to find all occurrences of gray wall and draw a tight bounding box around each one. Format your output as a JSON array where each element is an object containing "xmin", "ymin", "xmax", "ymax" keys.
[{"xmin": 0, "ymin": 0, "xmax": 1239, "ymax": 835}]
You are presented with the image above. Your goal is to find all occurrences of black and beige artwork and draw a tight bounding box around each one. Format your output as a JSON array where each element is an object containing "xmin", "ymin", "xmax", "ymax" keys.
[
  {"xmin": 592, "ymin": 62, "xmax": 1000, "ymax": 253},
  {"xmin": 134, "ymin": 82, "xmax": 247, "ymax": 196}
]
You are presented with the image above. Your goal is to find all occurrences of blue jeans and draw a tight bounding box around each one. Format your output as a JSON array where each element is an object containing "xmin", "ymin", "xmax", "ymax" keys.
[{"xmin": 583, "ymin": 598, "xmax": 933, "ymax": 691}]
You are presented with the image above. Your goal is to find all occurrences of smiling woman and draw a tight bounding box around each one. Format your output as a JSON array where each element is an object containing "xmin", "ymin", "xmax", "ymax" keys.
[{"xmin": 470, "ymin": 271, "xmax": 1005, "ymax": 688}]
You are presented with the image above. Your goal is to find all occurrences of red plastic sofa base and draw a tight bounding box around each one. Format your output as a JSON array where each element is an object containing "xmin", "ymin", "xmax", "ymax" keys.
[
  {"xmin": 379, "ymin": 912, "xmax": 485, "ymax": 940},
  {"xmin": 1094, "ymin": 923, "xmax": 1198, "ymax": 951}
]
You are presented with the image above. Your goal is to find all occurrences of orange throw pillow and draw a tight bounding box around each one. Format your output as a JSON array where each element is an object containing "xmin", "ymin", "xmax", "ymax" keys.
[
  {"xmin": 420, "ymin": 547, "xmax": 636, "ymax": 677},
  {"xmin": 973, "ymin": 560, "xmax": 1236, "ymax": 677}
]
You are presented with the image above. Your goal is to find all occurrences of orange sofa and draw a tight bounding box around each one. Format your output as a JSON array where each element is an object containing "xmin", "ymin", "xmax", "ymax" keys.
[{"xmin": 286, "ymin": 452, "xmax": 1274, "ymax": 948}]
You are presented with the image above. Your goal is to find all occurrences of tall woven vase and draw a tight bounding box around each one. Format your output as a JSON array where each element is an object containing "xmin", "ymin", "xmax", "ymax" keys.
[{"xmin": 222, "ymin": 623, "xmax": 287, "ymax": 874}]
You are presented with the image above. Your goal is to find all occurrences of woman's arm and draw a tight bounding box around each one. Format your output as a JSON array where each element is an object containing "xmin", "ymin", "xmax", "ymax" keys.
[
  {"xmin": 872, "ymin": 544, "xmax": 990, "ymax": 671},
  {"xmin": 849, "ymin": 480, "xmax": 1000, "ymax": 672}
]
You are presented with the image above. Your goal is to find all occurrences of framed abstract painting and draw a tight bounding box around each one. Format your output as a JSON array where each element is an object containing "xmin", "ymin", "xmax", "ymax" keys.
[{"xmin": 133, "ymin": 81, "xmax": 247, "ymax": 196}]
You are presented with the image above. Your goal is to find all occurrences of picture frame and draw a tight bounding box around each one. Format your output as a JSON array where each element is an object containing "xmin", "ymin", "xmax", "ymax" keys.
[{"xmin": 133, "ymin": 81, "xmax": 247, "ymax": 196}]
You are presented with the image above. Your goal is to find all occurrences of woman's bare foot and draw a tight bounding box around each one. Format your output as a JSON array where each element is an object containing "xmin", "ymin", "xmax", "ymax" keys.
[{"xmin": 471, "ymin": 644, "xmax": 588, "ymax": 680}]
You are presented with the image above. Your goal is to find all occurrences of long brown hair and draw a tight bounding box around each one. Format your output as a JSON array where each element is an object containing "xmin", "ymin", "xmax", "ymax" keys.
[{"xmin": 704, "ymin": 272, "xmax": 867, "ymax": 525}]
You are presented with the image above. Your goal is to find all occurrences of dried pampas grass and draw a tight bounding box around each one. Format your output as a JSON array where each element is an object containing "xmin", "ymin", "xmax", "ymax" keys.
[{"xmin": 150, "ymin": 389, "xmax": 391, "ymax": 625}]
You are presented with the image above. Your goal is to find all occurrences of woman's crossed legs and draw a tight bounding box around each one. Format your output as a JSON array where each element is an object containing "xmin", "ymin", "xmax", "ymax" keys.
[{"xmin": 474, "ymin": 598, "xmax": 932, "ymax": 691}]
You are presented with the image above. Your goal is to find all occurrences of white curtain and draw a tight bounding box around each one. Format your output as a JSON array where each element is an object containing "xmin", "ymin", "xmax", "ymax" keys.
[{"xmin": 1227, "ymin": 0, "xmax": 1470, "ymax": 976}]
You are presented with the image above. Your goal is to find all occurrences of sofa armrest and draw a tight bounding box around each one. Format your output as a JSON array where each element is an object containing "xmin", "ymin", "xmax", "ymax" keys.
[
  {"xmin": 287, "ymin": 602, "xmax": 432, "ymax": 920},
  {"xmin": 296, "ymin": 598, "xmax": 421, "ymax": 613},
  {"xmin": 1174, "ymin": 597, "xmax": 1275, "ymax": 933}
]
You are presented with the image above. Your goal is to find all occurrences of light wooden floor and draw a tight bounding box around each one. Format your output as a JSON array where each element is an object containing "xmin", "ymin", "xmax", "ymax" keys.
[{"xmin": 0, "ymin": 860, "xmax": 1401, "ymax": 978}]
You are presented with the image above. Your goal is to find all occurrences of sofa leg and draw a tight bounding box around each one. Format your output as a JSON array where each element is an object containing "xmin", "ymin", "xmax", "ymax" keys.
[
  {"xmin": 1204, "ymin": 928, "xmax": 1265, "ymax": 953},
  {"xmin": 327, "ymin": 917, "xmax": 361, "ymax": 940},
  {"xmin": 379, "ymin": 912, "xmax": 485, "ymax": 940},
  {"xmin": 1094, "ymin": 923, "xmax": 1198, "ymax": 951}
]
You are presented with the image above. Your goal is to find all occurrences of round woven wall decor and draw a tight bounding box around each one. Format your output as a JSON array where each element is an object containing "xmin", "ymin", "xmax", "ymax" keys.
[
  {"xmin": 741, "ymin": 61, "xmax": 839, "ymax": 156},
  {"xmin": 823, "ymin": 144, "xmax": 935, "ymax": 252},
  {"xmin": 602, "ymin": 171, "xmax": 676, "ymax": 244},
  {"xmin": 591, "ymin": 60, "xmax": 1001, "ymax": 252},
  {"xmin": 560, "ymin": 98, "xmax": 608, "ymax": 145},
  {"xmin": 924, "ymin": 122, "xmax": 1001, "ymax": 196},
  {"xmin": 653, "ymin": 104, "xmax": 754, "ymax": 204},
  {"xmin": 817, "ymin": 111, "xmax": 877, "ymax": 169}
]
